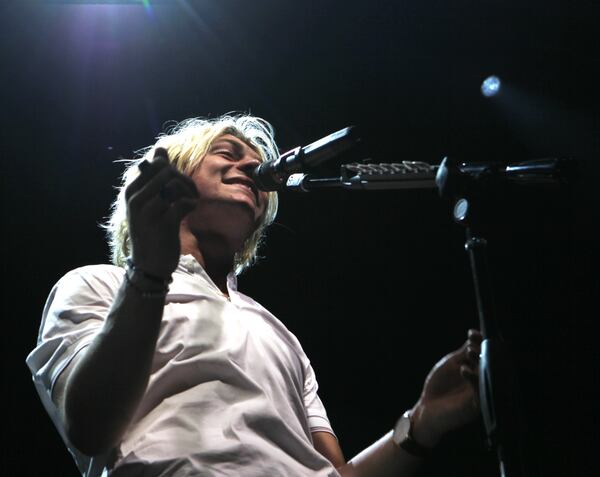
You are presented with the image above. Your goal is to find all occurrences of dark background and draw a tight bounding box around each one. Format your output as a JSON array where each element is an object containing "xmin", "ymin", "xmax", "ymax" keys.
[{"xmin": 2, "ymin": 1, "xmax": 598, "ymax": 476}]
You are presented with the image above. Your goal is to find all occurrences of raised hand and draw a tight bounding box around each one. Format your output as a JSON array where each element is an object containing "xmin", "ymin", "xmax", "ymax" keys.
[{"xmin": 125, "ymin": 148, "xmax": 199, "ymax": 279}]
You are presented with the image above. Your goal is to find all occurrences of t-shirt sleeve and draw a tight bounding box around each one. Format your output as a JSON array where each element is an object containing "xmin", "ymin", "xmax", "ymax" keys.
[
  {"xmin": 25, "ymin": 266, "xmax": 122, "ymax": 445},
  {"xmin": 27, "ymin": 266, "xmax": 122, "ymax": 396},
  {"xmin": 303, "ymin": 359, "xmax": 337, "ymax": 439}
]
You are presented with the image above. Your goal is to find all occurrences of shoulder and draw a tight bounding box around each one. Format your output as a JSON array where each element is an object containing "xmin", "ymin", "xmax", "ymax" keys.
[
  {"xmin": 59, "ymin": 263, "xmax": 124, "ymax": 282},
  {"xmin": 235, "ymin": 291, "xmax": 290, "ymax": 333},
  {"xmin": 36, "ymin": 265, "xmax": 124, "ymax": 349},
  {"xmin": 51, "ymin": 264, "xmax": 124, "ymax": 303}
]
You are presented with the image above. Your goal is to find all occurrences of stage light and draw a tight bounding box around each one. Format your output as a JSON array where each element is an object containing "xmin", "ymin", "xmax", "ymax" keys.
[
  {"xmin": 45, "ymin": 0, "xmax": 163, "ymax": 5},
  {"xmin": 45, "ymin": 0, "xmax": 160, "ymax": 16},
  {"xmin": 47, "ymin": 1, "xmax": 149, "ymax": 3},
  {"xmin": 481, "ymin": 75, "xmax": 501, "ymax": 97}
]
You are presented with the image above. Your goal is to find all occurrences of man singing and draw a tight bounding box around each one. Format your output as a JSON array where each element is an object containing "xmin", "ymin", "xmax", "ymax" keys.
[{"xmin": 27, "ymin": 114, "xmax": 482, "ymax": 476}]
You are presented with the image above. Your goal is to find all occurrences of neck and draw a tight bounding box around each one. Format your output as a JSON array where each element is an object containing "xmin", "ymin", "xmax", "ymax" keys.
[{"xmin": 180, "ymin": 227, "xmax": 239, "ymax": 294}]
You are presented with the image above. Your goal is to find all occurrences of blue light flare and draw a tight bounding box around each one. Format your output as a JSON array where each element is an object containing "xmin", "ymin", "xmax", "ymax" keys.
[
  {"xmin": 46, "ymin": 0, "xmax": 156, "ymax": 15},
  {"xmin": 481, "ymin": 75, "xmax": 501, "ymax": 97}
]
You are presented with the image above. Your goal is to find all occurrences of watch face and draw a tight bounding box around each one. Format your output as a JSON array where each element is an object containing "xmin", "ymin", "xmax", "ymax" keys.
[{"xmin": 393, "ymin": 414, "xmax": 411, "ymax": 445}]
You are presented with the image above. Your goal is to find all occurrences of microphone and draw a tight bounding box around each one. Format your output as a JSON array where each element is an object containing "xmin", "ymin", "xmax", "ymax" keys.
[{"xmin": 251, "ymin": 126, "xmax": 360, "ymax": 191}]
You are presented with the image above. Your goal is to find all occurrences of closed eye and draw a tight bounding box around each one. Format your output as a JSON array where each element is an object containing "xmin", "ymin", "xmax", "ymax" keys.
[{"xmin": 214, "ymin": 149, "xmax": 236, "ymax": 159}]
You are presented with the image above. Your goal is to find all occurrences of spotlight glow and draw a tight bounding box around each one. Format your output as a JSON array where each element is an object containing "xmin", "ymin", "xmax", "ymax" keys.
[
  {"xmin": 46, "ymin": 0, "xmax": 157, "ymax": 5},
  {"xmin": 481, "ymin": 75, "xmax": 501, "ymax": 97}
]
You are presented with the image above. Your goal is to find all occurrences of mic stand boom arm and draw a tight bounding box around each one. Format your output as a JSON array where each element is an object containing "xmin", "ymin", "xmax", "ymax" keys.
[{"xmin": 284, "ymin": 157, "xmax": 568, "ymax": 192}]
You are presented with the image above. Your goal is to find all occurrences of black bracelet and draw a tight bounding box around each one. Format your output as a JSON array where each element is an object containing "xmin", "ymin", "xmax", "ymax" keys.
[
  {"xmin": 125, "ymin": 257, "xmax": 173, "ymax": 285},
  {"xmin": 124, "ymin": 257, "xmax": 171, "ymax": 298},
  {"xmin": 124, "ymin": 270, "xmax": 169, "ymax": 299}
]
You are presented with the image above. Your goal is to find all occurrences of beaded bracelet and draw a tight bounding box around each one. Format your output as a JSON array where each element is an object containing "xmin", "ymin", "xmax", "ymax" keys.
[{"xmin": 124, "ymin": 257, "xmax": 171, "ymax": 298}]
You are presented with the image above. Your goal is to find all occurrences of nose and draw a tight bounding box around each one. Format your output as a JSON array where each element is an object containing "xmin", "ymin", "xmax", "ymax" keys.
[{"xmin": 237, "ymin": 154, "xmax": 261, "ymax": 177}]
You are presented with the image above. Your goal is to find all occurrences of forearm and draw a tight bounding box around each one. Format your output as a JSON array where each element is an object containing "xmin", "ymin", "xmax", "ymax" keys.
[
  {"xmin": 338, "ymin": 431, "xmax": 422, "ymax": 477},
  {"xmin": 335, "ymin": 402, "xmax": 441, "ymax": 477},
  {"xmin": 335, "ymin": 328, "xmax": 483, "ymax": 476},
  {"xmin": 63, "ymin": 276, "xmax": 165, "ymax": 455}
]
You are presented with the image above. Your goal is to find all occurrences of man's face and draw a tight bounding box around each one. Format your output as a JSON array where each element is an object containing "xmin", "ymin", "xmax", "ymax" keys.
[{"xmin": 186, "ymin": 134, "xmax": 269, "ymax": 231}]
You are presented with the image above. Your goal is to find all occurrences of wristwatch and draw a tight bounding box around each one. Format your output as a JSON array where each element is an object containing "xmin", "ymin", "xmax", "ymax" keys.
[{"xmin": 392, "ymin": 411, "xmax": 432, "ymax": 458}]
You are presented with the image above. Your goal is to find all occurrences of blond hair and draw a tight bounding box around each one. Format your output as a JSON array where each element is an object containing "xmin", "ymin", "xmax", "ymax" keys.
[{"xmin": 104, "ymin": 114, "xmax": 279, "ymax": 275}]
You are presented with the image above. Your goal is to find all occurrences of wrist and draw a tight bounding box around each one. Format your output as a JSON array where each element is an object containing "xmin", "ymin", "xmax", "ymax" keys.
[
  {"xmin": 409, "ymin": 402, "xmax": 441, "ymax": 449},
  {"xmin": 126, "ymin": 257, "xmax": 173, "ymax": 284},
  {"xmin": 392, "ymin": 408, "xmax": 434, "ymax": 459},
  {"xmin": 124, "ymin": 258, "xmax": 171, "ymax": 298}
]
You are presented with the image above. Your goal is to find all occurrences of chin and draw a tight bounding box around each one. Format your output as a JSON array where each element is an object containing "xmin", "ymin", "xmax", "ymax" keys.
[
  {"xmin": 228, "ymin": 195, "xmax": 263, "ymax": 221},
  {"xmin": 224, "ymin": 202, "xmax": 262, "ymax": 233}
]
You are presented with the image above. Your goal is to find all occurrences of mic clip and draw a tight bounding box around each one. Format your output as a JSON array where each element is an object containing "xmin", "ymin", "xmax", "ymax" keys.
[{"xmin": 253, "ymin": 146, "xmax": 303, "ymax": 191}]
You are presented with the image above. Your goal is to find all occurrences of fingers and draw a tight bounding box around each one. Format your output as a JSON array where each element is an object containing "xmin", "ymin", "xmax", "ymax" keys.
[
  {"xmin": 159, "ymin": 176, "xmax": 197, "ymax": 205},
  {"xmin": 460, "ymin": 363, "xmax": 479, "ymax": 385},
  {"xmin": 126, "ymin": 149, "xmax": 198, "ymax": 212},
  {"xmin": 454, "ymin": 329, "xmax": 482, "ymax": 379},
  {"xmin": 466, "ymin": 341, "xmax": 479, "ymax": 360},
  {"xmin": 466, "ymin": 328, "xmax": 482, "ymax": 357},
  {"xmin": 457, "ymin": 332, "xmax": 481, "ymax": 391},
  {"xmin": 468, "ymin": 328, "xmax": 483, "ymax": 343},
  {"xmin": 125, "ymin": 148, "xmax": 169, "ymax": 201},
  {"xmin": 169, "ymin": 197, "xmax": 199, "ymax": 223}
]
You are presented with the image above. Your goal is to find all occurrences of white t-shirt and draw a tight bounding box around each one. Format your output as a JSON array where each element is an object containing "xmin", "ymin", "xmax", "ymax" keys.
[{"xmin": 26, "ymin": 255, "xmax": 339, "ymax": 477}]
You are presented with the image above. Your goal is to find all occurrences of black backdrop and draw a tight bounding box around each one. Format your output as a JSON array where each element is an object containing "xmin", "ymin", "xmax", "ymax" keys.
[{"xmin": 2, "ymin": 1, "xmax": 598, "ymax": 476}]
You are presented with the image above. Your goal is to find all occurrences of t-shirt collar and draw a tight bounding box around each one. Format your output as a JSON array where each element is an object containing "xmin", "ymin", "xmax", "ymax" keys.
[{"xmin": 177, "ymin": 254, "xmax": 238, "ymax": 294}]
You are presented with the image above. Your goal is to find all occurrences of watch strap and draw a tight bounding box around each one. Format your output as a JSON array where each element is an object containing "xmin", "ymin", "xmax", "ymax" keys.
[{"xmin": 395, "ymin": 411, "xmax": 432, "ymax": 458}]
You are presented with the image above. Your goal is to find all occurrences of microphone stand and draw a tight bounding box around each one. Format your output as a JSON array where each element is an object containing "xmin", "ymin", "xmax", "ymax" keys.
[{"xmin": 285, "ymin": 157, "xmax": 571, "ymax": 477}]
